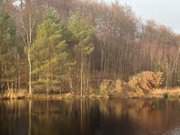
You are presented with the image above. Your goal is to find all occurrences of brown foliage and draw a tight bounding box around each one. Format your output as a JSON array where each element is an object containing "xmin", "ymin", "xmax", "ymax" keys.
[
  {"xmin": 128, "ymin": 71, "xmax": 163, "ymax": 93},
  {"xmin": 99, "ymin": 79, "xmax": 130, "ymax": 97},
  {"xmin": 99, "ymin": 80, "xmax": 113, "ymax": 95}
]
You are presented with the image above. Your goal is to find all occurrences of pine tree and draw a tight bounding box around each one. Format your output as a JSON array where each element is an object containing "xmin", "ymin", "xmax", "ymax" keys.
[
  {"xmin": 68, "ymin": 13, "xmax": 95, "ymax": 96},
  {"xmin": 0, "ymin": 10, "xmax": 17, "ymax": 91},
  {"xmin": 31, "ymin": 9, "xmax": 71, "ymax": 94}
]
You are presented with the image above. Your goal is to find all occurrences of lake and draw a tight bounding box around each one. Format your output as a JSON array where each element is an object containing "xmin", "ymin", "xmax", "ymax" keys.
[{"xmin": 0, "ymin": 99, "xmax": 180, "ymax": 135}]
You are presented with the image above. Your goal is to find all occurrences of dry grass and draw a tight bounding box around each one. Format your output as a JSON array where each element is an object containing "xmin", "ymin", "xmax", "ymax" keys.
[
  {"xmin": 0, "ymin": 89, "xmax": 180, "ymax": 100},
  {"xmin": 0, "ymin": 91, "xmax": 107, "ymax": 101},
  {"xmin": 0, "ymin": 90, "xmax": 28, "ymax": 99},
  {"xmin": 149, "ymin": 88, "xmax": 180, "ymax": 98}
]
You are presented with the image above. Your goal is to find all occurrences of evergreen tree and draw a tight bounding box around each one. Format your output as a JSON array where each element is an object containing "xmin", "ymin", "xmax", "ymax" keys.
[
  {"xmin": 0, "ymin": 10, "xmax": 17, "ymax": 90},
  {"xmin": 31, "ymin": 9, "xmax": 71, "ymax": 94},
  {"xmin": 68, "ymin": 13, "xmax": 95, "ymax": 96}
]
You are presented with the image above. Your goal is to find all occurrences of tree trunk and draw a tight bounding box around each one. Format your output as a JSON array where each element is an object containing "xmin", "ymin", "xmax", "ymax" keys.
[
  {"xmin": 27, "ymin": 0, "xmax": 32, "ymax": 95},
  {"xmin": 28, "ymin": 49, "xmax": 32, "ymax": 95},
  {"xmin": 80, "ymin": 53, "xmax": 84, "ymax": 97}
]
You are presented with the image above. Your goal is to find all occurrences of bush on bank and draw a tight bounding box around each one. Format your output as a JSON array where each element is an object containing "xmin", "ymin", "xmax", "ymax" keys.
[{"xmin": 99, "ymin": 71, "xmax": 164, "ymax": 97}]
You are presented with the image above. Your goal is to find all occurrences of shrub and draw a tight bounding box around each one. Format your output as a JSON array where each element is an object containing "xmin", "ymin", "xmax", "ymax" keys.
[
  {"xmin": 99, "ymin": 79, "xmax": 129, "ymax": 96},
  {"xmin": 128, "ymin": 71, "xmax": 164, "ymax": 93},
  {"xmin": 110, "ymin": 80, "xmax": 129, "ymax": 96},
  {"xmin": 99, "ymin": 80, "xmax": 114, "ymax": 95}
]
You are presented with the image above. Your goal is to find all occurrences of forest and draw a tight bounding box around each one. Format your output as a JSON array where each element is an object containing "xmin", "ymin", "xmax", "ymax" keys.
[{"xmin": 0, "ymin": 0, "xmax": 180, "ymax": 98}]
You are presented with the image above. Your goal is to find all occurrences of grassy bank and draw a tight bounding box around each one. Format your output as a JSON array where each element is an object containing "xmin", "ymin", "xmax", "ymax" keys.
[
  {"xmin": 148, "ymin": 88, "xmax": 180, "ymax": 99},
  {"xmin": 0, "ymin": 90, "xmax": 109, "ymax": 100},
  {"xmin": 1, "ymin": 88, "xmax": 180, "ymax": 100}
]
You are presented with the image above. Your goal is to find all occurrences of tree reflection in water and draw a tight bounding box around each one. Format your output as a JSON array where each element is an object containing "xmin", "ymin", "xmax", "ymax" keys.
[{"xmin": 0, "ymin": 99, "xmax": 180, "ymax": 135}]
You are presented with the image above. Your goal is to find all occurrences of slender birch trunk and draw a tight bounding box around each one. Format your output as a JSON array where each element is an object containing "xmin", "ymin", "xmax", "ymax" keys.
[
  {"xmin": 80, "ymin": 52, "xmax": 84, "ymax": 97},
  {"xmin": 27, "ymin": 0, "xmax": 32, "ymax": 95}
]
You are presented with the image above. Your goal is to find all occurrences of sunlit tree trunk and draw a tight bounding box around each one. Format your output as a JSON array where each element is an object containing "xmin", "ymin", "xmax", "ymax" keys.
[
  {"xmin": 28, "ymin": 49, "xmax": 32, "ymax": 95},
  {"xmin": 26, "ymin": 0, "xmax": 33, "ymax": 95},
  {"xmin": 80, "ymin": 52, "xmax": 84, "ymax": 97}
]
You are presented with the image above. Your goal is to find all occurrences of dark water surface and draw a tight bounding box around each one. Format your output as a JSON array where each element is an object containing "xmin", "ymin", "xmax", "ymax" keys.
[{"xmin": 0, "ymin": 99, "xmax": 180, "ymax": 135}]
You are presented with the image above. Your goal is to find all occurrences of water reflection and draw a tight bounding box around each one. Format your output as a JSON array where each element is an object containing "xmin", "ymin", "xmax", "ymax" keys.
[{"xmin": 0, "ymin": 99, "xmax": 180, "ymax": 135}]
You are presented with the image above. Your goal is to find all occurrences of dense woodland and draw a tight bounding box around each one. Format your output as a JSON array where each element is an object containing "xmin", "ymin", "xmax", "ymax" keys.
[{"xmin": 0, "ymin": 0, "xmax": 180, "ymax": 95}]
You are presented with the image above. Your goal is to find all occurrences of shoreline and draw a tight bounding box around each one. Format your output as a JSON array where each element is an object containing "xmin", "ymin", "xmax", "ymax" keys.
[
  {"xmin": 1, "ymin": 88, "xmax": 180, "ymax": 100},
  {"xmin": 0, "ymin": 92, "xmax": 110, "ymax": 101}
]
